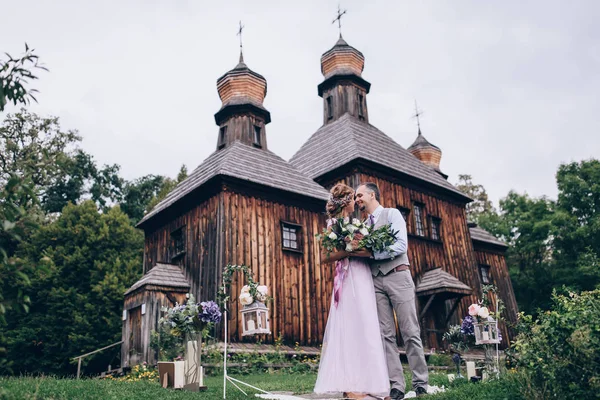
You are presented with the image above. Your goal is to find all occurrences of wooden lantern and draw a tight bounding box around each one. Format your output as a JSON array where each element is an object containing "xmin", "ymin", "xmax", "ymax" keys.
[{"xmin": 241, "ymin": 302, "xmax": 271, "ymax": 336}]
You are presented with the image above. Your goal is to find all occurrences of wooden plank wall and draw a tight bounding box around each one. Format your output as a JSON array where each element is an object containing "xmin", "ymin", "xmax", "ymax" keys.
[
  {"xmin": 143, "ymin": 195, "xmax": 221, "ymax": 302},
  {"xmin": 322, "ymin": 82, "xmax": 368, "ymax": 124},
  {"xmin": 122, "ymin": 289, "xmax": 187, "ymax": 367},
  {"xmin": 141, "ymin": 190, "xmax": 331, "ymax": 346},
  {"xmin": 137, "ymin": 175, "xmax": 517, "ymax": 350},
  {"xmin": 221, "ymin": 190, "xmax": 329, "ymax": 345}
]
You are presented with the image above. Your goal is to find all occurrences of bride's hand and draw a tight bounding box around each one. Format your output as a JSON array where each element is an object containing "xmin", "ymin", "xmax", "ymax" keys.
[
  {"xmin": 352, "ymin": 249, "xmax": 373, "ymax": 258},
  {"xmin": 321, "ymin": 250, "xmax": 350, "ymax": 263}
]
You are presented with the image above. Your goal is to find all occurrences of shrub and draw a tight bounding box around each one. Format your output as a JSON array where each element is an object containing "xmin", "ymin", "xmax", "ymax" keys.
[{"xmin": 510, "ymin": 289, "xmax": 600, "ymax": 399}]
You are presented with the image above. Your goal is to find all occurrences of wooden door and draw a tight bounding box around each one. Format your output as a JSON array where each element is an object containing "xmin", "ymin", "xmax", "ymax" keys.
[{"xmin": 129, "ymin": 307, "xmax": 142, "ymax": 364}]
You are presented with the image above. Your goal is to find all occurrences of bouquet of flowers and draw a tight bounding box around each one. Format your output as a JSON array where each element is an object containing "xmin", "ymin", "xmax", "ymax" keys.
[
  {"xmin": 318, "ymin": 217, "xmax": 369, "ymax": 253},
  {"xmin": 317, "ymin": 216, "xmax": 399, "ymax": 255},
  {"xmin": 159, "ymin": 293, "xmax": 222, "ymax": 338},
  {"xmin": 239, "ymin": 284, "xmax": 269, "ymax": 306}
]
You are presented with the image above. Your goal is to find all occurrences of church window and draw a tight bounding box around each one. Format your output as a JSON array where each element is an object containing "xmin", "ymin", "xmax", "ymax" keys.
[
  {"xmin": 430, "ymin": 217, "xmax": 442, "ymax": 241},
  {"xmin": 479, "ymin": 264, "xmax": 491, "ymax": 284},
  {"xmin": 281, "ymin": 222, "xmax": 301, "ymax": 252},
  {"xmin": 413, "ymin": 203, "xmax": 426, "ymax": 237},
  {"xmin": 218, "ymin": 126, "xmax": 227, "ymax": 149},
  {"xmin": 170, "ymin": 226, "xmax": 186, "ymax": 260},
  {"xmin": 253, "ymin": 125, "xmax": 262, "ymax": 147},
  {"xmin": 358, "ymin": 94, "xmax": 364, "ymax": 119},
  {"xmin": 327, "ymin": 96, "xmax": 333, "ymax": 120}
]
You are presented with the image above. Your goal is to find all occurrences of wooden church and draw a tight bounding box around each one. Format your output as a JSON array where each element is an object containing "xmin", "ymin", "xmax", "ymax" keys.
[{"xmin": 121, "ymin": 33, "xmax": 518, "ymax": 367}]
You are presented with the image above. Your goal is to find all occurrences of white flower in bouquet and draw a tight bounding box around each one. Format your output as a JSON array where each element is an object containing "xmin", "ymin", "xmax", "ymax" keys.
[
  {"xmin": 352, "ymin": 218, "xmax": 361, "ymax": 226},
  {"xmin": 359, "ymin": 227, "xmax": 369, "ymax": 236},
  {"xmin": 345, "ymin": 243, "xmax": 354, "ymax": 252},
  {"xmin": 468, "ymin": 304, "xmax": 481, "ymax": 316},
  {"xmin": 257, "ymin": 287, "xmax": 268, "ymax": 303},
  {"xmin": 343, "ymin": 216, "xmax": 350, "ymax": 224},
  {"xmin": 241, "ymin": 285, "xmax": 251, "ymax": 294},
  {"xmin": 347, "ymin": 225, "xmax": 357, "ymax": 233},
  {"xmin": 477, "ymin": 306, "xmax": 490, "ymax": 319},
  {"xmin": 239, "ymin": 292, "xmax": 254, "ymax": 306},
  {"xmin": 328, "ymin": 232, "xmax": 338, "ymax": 240},
  {"xmin": 257, "ymin": 285, "xmax": 268, "ymax": 296}
]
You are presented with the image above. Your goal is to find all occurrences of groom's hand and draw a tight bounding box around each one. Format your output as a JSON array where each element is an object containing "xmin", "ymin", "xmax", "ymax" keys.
[{"xmin": 352, "ymin": 249, "xmax": 373, "ymax": 258}]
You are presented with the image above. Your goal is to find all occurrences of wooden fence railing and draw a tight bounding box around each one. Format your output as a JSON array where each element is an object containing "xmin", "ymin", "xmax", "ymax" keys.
[{"xmin": 72, "ymin": 341, "xmax": 124, "ymax": 379}]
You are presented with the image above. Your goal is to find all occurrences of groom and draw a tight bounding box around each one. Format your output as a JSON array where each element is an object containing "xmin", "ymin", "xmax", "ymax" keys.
[{"xmin": 355, "ymin": 182, "xmax": 429, "ymax": 399}]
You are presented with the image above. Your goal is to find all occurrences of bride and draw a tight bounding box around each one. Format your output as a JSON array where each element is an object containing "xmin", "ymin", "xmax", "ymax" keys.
[{"xmin": 314, "ymin": 183, "xmax": 389, "ymax": 398}]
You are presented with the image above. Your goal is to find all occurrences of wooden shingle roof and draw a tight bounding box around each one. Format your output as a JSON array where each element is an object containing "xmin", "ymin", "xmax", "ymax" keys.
[
  {"xmin": 416, "ymin": 268, "xmax": 472, "ymax": 297},
  {"xmin": 469, "ymin": 225, "xmax": 508, "ymax": 248},
  {"xmin": 138, "ymin": 142, "xmax": 329, "ymax": 226},
  {"xmin": 289, "ymin": 114, "xmax": 470, "ymax": 201},
  {"xmin": 407, "ymin": 130, "xmax": 441, "ymax": 152},
  {"xmin": 125, "ymin": 263, "xmax": 190, "ymax": 295}
]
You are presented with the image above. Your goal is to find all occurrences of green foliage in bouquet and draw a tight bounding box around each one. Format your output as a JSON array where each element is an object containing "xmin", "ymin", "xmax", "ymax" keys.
[{"xmin": 359, "ymin": 223, "xmax": 399, "ymax": 256}]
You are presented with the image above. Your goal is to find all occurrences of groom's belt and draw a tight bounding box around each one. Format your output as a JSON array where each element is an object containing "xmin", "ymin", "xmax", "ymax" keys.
[
  {"xmin": 379, "ymin": 264, "xmax": 409, "ymax": 275},
  {"xmin": 392, "ymin": 264, "xmax": 410, "ymax": 272}
]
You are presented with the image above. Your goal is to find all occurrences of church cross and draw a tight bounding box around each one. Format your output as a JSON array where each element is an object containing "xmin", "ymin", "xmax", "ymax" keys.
[
  {"xmin": 412, "ymin": 100, "xmax": 424, "ymax": 133},
  {"xmin": 237, "ymin": 20, "xmax": 245, "ymax": 54},
  {"xmin": 332, "ymin": 5, "xmax": 347, "ymax": 37}
]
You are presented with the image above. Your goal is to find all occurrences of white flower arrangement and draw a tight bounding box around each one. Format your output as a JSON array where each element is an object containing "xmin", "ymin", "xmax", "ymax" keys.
[{"xmin": 239, "ymin": 283, "xmax": 269, "ymax": 306}]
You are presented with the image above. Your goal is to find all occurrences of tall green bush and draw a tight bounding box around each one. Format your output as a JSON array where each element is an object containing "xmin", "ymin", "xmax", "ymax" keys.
[{"xmin": 511, "ymin": 289, "xmax": 600, "ymax": 399}]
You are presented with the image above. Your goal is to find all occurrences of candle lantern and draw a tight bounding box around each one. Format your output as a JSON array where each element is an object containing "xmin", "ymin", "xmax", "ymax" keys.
[
  {"xmin": 241, "ymin": 301, "xmax": 271, "ymax": 336},
  {"xmin": 474, "ymin": 318, "xmax": 501, "ymax": 345}
]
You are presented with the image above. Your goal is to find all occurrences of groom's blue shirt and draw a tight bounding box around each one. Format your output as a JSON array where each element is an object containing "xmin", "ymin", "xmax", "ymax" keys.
[{"xmin": 369, "ymin": 205, "xmax": 408, "ymax": 261}]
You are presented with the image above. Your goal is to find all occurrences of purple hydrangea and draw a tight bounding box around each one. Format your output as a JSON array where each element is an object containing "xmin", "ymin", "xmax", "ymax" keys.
[
  {"xmin": 200, "ymin": 301, "xmax": 222, "ymax": 324},
  {"xmin": 461, "ymin": 315, "xmax": 475, "ymax": 336}
]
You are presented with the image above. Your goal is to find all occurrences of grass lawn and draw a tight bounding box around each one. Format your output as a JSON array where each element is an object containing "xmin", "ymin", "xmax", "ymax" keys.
[{"xmin": 0, "ymin": 371, "xmax": 524, "ymax": 400}]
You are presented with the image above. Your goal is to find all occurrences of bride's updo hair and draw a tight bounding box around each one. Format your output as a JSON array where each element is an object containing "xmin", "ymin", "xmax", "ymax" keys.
[{"xmin": 326, "ymin": 183, "xmax": 354, "ymax": 217}]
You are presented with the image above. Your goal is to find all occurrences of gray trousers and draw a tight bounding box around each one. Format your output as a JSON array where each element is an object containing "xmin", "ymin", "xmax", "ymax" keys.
[{"xmin": 373, "ymin": 270, "xmax": 428, "ymax": 393}]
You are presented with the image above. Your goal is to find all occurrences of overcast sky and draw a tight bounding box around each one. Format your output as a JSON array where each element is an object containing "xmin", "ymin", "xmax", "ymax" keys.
[{"xmin": 2, "ymin": 0, "xmax": 599, "ymax": 206}]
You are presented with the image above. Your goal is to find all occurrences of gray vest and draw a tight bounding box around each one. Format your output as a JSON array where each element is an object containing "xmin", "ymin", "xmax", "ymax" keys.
[{"xmin": 369, "ymin": 208, "xmax": 410, "ymax": 277}]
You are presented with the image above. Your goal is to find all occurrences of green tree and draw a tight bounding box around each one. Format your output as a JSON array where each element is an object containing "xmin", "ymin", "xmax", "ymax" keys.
[
  {"xmin": 3, "ymin": 202, "xmax": 143, "ymax": 375},
  {"xmin": 479, "ymin": 192, "xmax": 556, "ymax": 315},
  {"xmin": 455, "ymin": 174, "xmax": 495, "ymax": 223},
  {"xmin": 120, "ymin": 175, "xmax": 167, "ymax": 224},
  {"xmin": 0, "ymin": 44, "xmax": 47, "ymax": 112},
  {"xmin": 552, "ymin": 159, "xmax": 600, "ymax": 291},
  {"xmin": 0, "ymin": 174, "xmax": 47, "ymax": 373},
  {"xmin": 144, "ymin": 165, "xmax": 188, "ymax": 214},
  {"xmin": 0, "ymin": 110, "xmax": 123, "ymax": 213},
  {"xmin": 478, "ymin": 159, "xmax": 600, "ymax": 315},
  {"xmin": 120, "ymin": 165, "xmax": 187, "ymax": 224}
]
